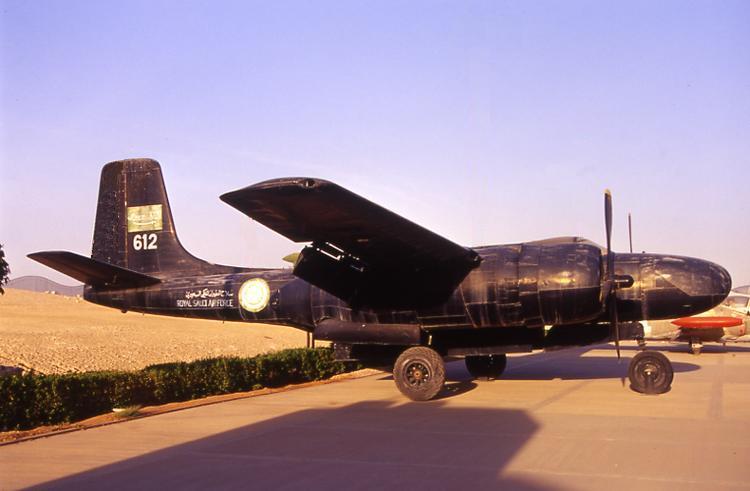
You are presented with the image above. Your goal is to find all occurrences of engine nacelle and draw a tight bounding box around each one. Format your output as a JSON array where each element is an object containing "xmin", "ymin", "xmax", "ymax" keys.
[{"xmin": 462, "ymin": 240, "xmax": 604, "ymax": 328}]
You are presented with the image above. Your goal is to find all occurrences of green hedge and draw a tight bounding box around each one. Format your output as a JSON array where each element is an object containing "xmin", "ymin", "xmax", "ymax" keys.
[{"xmin": 0, "ymin": 348, "xmax": 354, "ymax": 431}]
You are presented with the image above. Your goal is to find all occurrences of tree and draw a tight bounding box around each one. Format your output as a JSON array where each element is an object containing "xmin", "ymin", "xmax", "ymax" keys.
[{"xmin": 0, "ymin": 243, "xmax": 9, "ymax": 295}]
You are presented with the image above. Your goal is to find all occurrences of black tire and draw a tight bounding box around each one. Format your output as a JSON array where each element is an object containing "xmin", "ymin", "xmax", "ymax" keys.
[
  {"xmin": 465, "ymin": 354, "xmax": 507, "ymax": 380},
  {"xmin": 393, "ymin": 347, "xmax": 446, "ymax": 401},
  {"xmin": 628, "ymin": 351, "xmax": 673, "ymax": 395}
]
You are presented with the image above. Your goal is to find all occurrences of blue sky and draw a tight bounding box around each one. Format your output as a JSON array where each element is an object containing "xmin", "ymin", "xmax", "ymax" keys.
[{"xmin": 1, "ymin": 0, "xmax": 748, "ymax": 286}]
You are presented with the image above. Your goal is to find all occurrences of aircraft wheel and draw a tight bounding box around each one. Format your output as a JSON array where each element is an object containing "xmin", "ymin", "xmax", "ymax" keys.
[
  {"xmin": 465, "ymin": 354, "xmax": 507, "ymax": 380},
  {"xmin": 393, "ymin": 347, "xmax": 446, "ymax": 401},
  {"xmin": 628, "ymin": 351, "xmax": 673, "ymax": 395},
  {"xmin": 690, "ymin": 339, "xmax": 702, "ymax": 355}
]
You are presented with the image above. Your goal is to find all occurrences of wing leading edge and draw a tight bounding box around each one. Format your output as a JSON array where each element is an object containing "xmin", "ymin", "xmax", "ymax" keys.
[{"xmin": 221, "ymin": 178, "xmax": 480, "ymax": 308}]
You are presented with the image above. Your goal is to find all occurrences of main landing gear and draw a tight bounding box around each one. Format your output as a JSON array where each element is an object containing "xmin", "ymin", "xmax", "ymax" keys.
[
  {"xmin": 627, "ymin": 351, "xmax": 673, "ymax": 394},
  {"xmin": 465, "ymin": 354, "xmax": 507, "ymax": 380},
  {"xmin": 393, "ymin": 347, "xmax": 446, "ymax": 401},
  {"xmin": 392, "ymin": 348, "xmax": 509, "ymax": 401},
  {"xmin": 393, "ymin": 348, "xmax": 510, "ymax": 401}
]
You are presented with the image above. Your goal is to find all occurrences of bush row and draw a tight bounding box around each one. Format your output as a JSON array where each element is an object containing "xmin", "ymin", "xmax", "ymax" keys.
[{"xmin": 0, "ymin": 348, "xmax": 354, "ymax": 431}]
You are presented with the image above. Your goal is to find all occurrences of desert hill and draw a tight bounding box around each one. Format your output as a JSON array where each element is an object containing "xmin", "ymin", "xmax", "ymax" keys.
[
  {"xmin": 0, "ymin": 289, "xmax": 307, "ymax": 374},
  {"xmin": 7, "ymin": 276, "xmax": 84, "ymax": 296}
]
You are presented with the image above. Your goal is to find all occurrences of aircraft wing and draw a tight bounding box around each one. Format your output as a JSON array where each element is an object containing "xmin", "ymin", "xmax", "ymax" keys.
[{"xmin": 221, "ymin": 178, "xmax": 480, "ymax": 308}]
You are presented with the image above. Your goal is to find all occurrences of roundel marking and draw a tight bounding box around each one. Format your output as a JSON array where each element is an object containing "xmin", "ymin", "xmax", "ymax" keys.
[{"xmin": 238, "ymin": 278, "xmax": 271, "ymax": 313}]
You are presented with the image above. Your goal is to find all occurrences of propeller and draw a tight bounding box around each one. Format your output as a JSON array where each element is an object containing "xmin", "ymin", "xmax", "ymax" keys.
[
  {"xmin": 628, "ymin": 212, "xmax": 633, "ymax": 254},
  {"xmin": 604, "ymin": 190, "xmax": 621, "ymax": 359}
]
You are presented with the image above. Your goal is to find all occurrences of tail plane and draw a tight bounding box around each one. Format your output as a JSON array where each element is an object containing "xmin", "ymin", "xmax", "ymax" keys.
[
  {"xmin": 30, "ymin": 158, "xmax": 216, "ymax": 284},
  {"xmin": 27, "ymin": 251, "xmax": 160, "ymax": 288}
]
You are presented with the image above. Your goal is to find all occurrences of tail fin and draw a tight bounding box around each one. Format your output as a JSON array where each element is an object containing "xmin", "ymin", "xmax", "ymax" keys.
[{"xmin": 92, "ymin": 158, "xmax": 202, "ymax": 274}]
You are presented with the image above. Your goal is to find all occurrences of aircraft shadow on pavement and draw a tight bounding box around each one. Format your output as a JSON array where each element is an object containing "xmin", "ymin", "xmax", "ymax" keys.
[
  {"xmin": 434, "ymin": 380, "xmax": 478, "ymax": 399},
  {"xmin": 376, "ymin": 348, "xmax": 700, "ymax": 391},
  {"xmin": 503, "ymin": 356, "xmax": 698, "ymax": 381},
  {"xmin": 598, "ymin": 343, "xmax": 750, "ymax": 355},
  {"xmin": 369, "ymin": 376, "xmax": 478, "ymax": 399},
  {"xmin": 32, "ymin": 401, "xmax": 564, "ymax": 490},
  {"xmin": 443, "ymin": 350, "xmax": 700, "ymax": 383}
]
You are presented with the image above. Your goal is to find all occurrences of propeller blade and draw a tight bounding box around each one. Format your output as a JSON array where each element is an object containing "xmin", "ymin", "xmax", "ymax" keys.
[
  {"xmin": 604, "ymin": 190, "xmax": 620, "ymax": 359},
  {"xmin": 611, "ymin": 294, "xmax": 621, "ymax": 360},
  {"xmin": 628, "ymin": 212, "xmax": 633, "ymax": 254},
  {"xmin": 604, "ymin": 190, "xmax": 615, "ymax": 282},
  {"xmin": 604, "ymin": 189, "xmax": 613, "ymax": 259}
]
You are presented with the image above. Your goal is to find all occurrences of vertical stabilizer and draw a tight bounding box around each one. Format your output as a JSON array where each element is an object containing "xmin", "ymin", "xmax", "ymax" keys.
[{"xmin": 92, "ymin": 158, "xmax": 200, "ymax": 274}]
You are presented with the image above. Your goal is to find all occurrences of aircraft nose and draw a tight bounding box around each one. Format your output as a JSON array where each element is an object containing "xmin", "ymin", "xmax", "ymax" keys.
[
  {"xmin": 643, "ymin": 256, "xmax": 732, "ymax": 319},
  {"xmin": 707, "ymin": 261, "xmax": 732, "ymax": 300},
  {"xmin": 660, "ymin": 257, "xmax": 730, "ymax": 298}
]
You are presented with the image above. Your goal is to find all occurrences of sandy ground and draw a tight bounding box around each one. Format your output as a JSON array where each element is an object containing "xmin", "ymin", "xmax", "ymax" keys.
[{"xmin": 0, "ymin": 289, "xmax": 309, "ymax": 374}]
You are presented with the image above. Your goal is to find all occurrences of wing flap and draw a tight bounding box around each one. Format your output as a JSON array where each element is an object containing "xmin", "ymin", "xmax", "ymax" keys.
[{"xmin": 28, "ymin": 251, "xmax": 161, "ymax": 288}]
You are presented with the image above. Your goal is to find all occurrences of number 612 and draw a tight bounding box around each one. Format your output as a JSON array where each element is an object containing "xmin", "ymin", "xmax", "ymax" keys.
[{"xmin": 133, "ymin": 233, "xmax": 158, "ymax": 250}]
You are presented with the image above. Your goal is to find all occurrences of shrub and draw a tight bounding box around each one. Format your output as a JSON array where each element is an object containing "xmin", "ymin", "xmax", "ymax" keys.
[{"xmin": 0, "ymin": 348, "xmax": 355, "ymax": 431}]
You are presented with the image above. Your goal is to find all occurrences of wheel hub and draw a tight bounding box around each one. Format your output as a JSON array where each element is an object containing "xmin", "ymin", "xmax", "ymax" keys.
[
  {"xmin": 636, "ymin": 360, "xmax": 664, "ymax": 390},
  {"xmin": 405, "ymin": 361, "xmax": 430, "ymax": 386}
]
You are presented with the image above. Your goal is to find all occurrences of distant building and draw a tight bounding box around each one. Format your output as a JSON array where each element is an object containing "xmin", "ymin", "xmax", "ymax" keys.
[{"xmin": 6, "ymin": 276, "xmax": 84, "ymax": 297}]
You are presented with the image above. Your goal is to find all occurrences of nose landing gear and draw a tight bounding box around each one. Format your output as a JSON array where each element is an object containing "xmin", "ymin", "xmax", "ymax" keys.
[
  {"xmin": 465, "ymin": 354, "xmax": 507, "ymax": 380},
  {"xmin": 628, "ymin": 351, "xmax": 673, "ymax": 394}
]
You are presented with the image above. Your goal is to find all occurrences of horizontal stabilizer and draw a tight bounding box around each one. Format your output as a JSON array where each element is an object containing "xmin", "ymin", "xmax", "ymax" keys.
[{"xmin": 28, "ymin": 251, "xmax": 161, "ymax": 288}]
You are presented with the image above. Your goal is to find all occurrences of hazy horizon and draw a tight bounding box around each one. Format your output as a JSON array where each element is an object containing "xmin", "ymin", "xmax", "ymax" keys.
[{"xmin": 2, "ymin": 1, "xmax": 748, "ymax": 286}]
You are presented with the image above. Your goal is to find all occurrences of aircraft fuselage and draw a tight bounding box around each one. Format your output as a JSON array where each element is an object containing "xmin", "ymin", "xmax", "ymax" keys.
[{"xmin": 84, "ymin": 241, "xmax": 731, "ymax": 354}]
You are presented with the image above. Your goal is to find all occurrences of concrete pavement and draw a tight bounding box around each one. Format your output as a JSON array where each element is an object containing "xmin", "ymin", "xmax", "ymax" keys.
[{"xmin": 2, "ymin": 342, "xmax": 750, "ymax": 490}]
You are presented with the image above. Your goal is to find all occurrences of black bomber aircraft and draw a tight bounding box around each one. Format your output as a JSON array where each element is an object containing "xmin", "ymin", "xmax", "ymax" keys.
[{"xmin": 30, "ymin": 159, "xmax": 732, "ymax": 400}]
